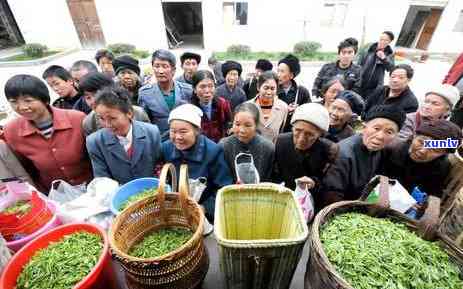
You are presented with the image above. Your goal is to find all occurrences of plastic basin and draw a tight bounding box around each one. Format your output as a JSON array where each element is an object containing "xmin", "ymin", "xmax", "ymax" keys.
[
  {"xmin": 6, "ymin": 200, "xmax": 61, "ymax": 252},
  {"xmin": 0, "ymin": 223, "xmax": 110, "ymax": 289},
  {"xmin": 110, "ymin": 177, "xmax": 170, "ymax": 215}
]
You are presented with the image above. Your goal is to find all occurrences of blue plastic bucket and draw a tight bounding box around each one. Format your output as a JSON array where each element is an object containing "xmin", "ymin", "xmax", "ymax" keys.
[{"xmin": 110, "ymin": 177, "xmax": 170, "ymax": 215}]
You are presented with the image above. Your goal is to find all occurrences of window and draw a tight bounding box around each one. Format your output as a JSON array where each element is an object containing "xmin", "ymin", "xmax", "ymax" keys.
[
  {"xmin": 454, "ymin": 10, "xmax": 463, "ymax": 32},
  {"xmin": 223, "ymin": 2, "xmax": 248, "ymax": 26},
  {"xmin": 320, "ymin": 1, "xmax": 349, "ymax": 28}
]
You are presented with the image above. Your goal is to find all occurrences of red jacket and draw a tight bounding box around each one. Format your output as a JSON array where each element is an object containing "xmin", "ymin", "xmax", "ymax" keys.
[
  {"xmin": 194, "ymin": 97, "xmax": 232, "ymax": 143},
  {"xmin": 3, "ymin": 107, "xmax": 92, "ymax": 192},
  {"xmin": 443, "ymin": 52, "xmax": 463, "ymax": 85}
]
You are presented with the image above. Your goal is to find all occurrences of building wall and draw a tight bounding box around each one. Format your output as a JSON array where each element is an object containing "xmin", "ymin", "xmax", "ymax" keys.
[
  {"xmin": 428, "ymin": 0, "xmax": 463, "ymax": 53},
  {"xmin": 7, "ymin": 0, "xmax": 81, "ymax": 49}
]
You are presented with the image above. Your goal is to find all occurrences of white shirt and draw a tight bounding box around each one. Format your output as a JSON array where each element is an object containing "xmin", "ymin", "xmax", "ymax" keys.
[{"xmin": 116, "ymin": 124, "xmax": 133, "ymax": 153}]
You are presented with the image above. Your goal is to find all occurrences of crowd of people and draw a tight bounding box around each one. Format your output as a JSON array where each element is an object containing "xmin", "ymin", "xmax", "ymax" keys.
[{"xmin": 1, "ymin": 30, "xmax": 463, "ymax": 222}]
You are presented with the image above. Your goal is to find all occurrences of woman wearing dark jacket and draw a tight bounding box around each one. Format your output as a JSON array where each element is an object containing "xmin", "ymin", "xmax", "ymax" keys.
[
  {"xmin": 357, "ymin": 31, "xmax": 395, "ymax": 99},
  {"xmin": 191, "ymin": 70, "xmax": 232, "ymax": 143},
  {"xmin": 383, "ymin": 120, "xmax": 462, "ymax": 197}
]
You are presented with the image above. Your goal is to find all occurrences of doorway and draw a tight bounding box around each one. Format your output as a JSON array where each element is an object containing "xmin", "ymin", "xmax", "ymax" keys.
[
  {"xmin": 66, "ymin": 0, "xmax": 106, "ymax": 48},
  {"xmin": 162, "ymin": 2, "xmax": 204, "ymax": 49},
  {"xmin": 0, "ymin": 0, "xmax": 24, "ymax": 49},
  {"xmin": 396, "ymin": 5, "xmax": 443, "ymax": 50}
]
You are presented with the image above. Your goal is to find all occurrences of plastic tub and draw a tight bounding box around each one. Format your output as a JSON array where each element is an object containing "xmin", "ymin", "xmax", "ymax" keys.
[
  {"xmin": 6, "ymin": 200, "xmax": 61, "ymax": 252},
  {"xmin": 0, "ymin": 223, "xmax": 110, "ymax": 289},
  {"xmin": 110, "ymin": 177, "xmax": 170, "ymax": 215}
]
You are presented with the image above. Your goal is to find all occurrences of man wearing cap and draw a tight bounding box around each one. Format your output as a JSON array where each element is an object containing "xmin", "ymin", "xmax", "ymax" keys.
[
  {"xmin": 363, "ymin": 64, "xmax": 418, "ymax": 116},
  {"xmin": 243, "ymin": 59, "xmax": 273, "ymax": 100},
  {"xmin": 113, "ymin": 55, "xmax": 141, "ymax": 103},
  {"xmin": 384, "ymin": 119, "xmax": 462, "ymax": 197},
  {"xmin": 322, "ymin": 105, "xmax": 406, "ymax": 206},
  {"xmin": 214, "ymin": 60, "xmax": 247, "ymax": 110},
  {"xmin": 138, "ymin": 49, "xmax": 193, "ymax": 135},
  {"xmin": 273, "ymin": 103, "xmax": 338, "ymax": 209},
  {"xmin": 326, "ymin": 90, "xmax": 365, "ymax": 143},
  {"xmin": 398, "ymin": 84, "xmax": 460, "ymax": 141},
  {"xmin": 162, "ymin": 104, "xmax": 233, "ymax": 221},
  {"xmin": 176, "ymin": 52, "xmax": 201, "ymax": 85}
]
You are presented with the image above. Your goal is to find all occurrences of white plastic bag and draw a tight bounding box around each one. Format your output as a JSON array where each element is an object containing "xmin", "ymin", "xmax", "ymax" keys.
[
  {"xmin": 55, "ymin": 178, "xmax": 119, "ymax": 230},
  {"xmin": 234, "ymin": 153, "xmax": 260, "ymax": 184},
  {"xmin": 48, "ymin": 180, "xmax": 86, "ymax": 204},
  {"xmin": 365, "ymin": 176, "xmax": 416, "ymax": 213},
  {"xmin": 294, "ymin": 178, "xmax": 315, "ymax": 222},
  {"xmin": 188, "ymin": 177, "xmax": 213, "ymax": 235}
]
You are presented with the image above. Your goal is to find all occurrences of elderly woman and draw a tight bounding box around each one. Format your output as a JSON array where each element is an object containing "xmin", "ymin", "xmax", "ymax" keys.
[
  {"xmin": 113, "ymin": 55, "xmax": 142, "ymax": 104},
  {"xmin": 273, "ymin": 103, "xmax": 337, "ymax": 209},
  {"xmin": 326, "ymin": 90, "xmax": 365, "ymax": 143},
  {"xmin": 162, "ymin": 104, "xmax": 233, "ymax": 221},
  {"xmin": 398, "ymin": 84, "xmax": 460, "ymax": 141},
  {"xmin": 384, "ymin": 120, "xmax": 462, "ymax": 197},
  {"xmin": 317, "ymin": 77, "xmax": 346, "ymax": 110},
  {"xmin": 86, "ymin": 86, "xmax": 162, "ymax": 184},
  {"xmin": 214, "ymin": 60, "xmax": 247, "ymax": 110},
  {"xmin": 220, "ymin": 102, "xmax": 275, "ymax": 182},
  {"xmin": 248, "ymin": 71, "xmax": 288, "ymax": 143},
  {"xmin": 80, "ymin": 72, "xmax": 150, "ymax": 136},
  {"xmin": 191, "ymin": 70, "xmax": 232, "ymax": 142},
  {"xmin": 2, "ymin": 74, "xmax": 92, "ymax": 192}
]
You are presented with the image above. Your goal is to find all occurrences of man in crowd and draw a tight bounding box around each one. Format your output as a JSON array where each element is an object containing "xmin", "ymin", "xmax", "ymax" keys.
[
  {"xmin": 357, "ymin": 31, "xmax": 395, "ymax": 99},
  {"xmin": 363, "ymin": 64, "xmax": 418, "ymax": 116},
  {"xmin": 69, "ymin": 60, "xmax": 98, "ymax": 114},
  {"xmin": 322, "ymin": 105, "xmax": 405, "ymax": 206},
  {"xmin": 177, "ymin": 52, "xmax": 201, "ymax": 85},
  {"xmin": 138, "ymin": 49, "xmax": 193, "ymax": 136},
  {"xmin": 94, "ymin": 49, "xmax": 115, "ymax": 77},
  {"xmin": 215, "ymin": 60, "xmax": 247, "ymax": 110},
  {"xmin": 243, "ymin": 59, "xmax": 273, "ymax": 100},
  {"xmin": 42, "ymin": 65, "xmax": 82, "ymax": 110}
]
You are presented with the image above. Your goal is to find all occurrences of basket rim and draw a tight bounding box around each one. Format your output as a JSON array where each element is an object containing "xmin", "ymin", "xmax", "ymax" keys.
[
  {"xmin": 214, "ymin": 183, "xmax": 309, "ymax": 247},
  {"xmin": 109, "ymin": 192, "xmax": 204, "ymax": 262},
  {"xmin": 310, "ymin": 200, "xmax": 463, "ymax": 289}
]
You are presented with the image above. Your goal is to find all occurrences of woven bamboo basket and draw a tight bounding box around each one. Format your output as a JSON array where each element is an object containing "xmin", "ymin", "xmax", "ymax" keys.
[
  {"xmin": 304, "ymin": 200, "xmax": 463, "ymax": 289},
  {"xmin": 109, "ymin": 163, "xmax": 209, "ymax": 288},
  {"xmin": 440, "ymin": 186, "xmax": 463, "ymax": 248},
  {"xmin": 215, "ymin": 183, "xmax": 309, "ymax": 289}
]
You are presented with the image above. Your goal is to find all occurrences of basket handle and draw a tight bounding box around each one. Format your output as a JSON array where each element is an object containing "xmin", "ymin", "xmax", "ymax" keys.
[
  {"xmin": 417, "ymin": 195, "xmax": 440, "ymax": 241},
  {"xmin": 179, "ymin": 164, "xmax": 192, "ymax": 224},
  {"xmin": 157, "ymin": 163, "xmax": 178, "ymax": 222}
]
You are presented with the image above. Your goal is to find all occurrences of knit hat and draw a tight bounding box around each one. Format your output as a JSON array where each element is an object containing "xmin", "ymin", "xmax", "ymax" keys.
[
  {"xmin": 113, "ymin": 55, "xmax": 140, "ymax": 76},
  {"xmin": 278, "ymin": 54, "xmax": 301, "ymax": 77},
  {"xmin": 152, "ymin": 49, "xmax": 176, "ymax": 67},
  {"xmin": 336, "ymin": 90, "xmax": 365, "ymax": 115},
  {"xmin": 221, "ymin": 60, "xmax": 243, "ymax": 77},
  {"xmin": 255, "ymin": 59, "xmax": 273, "ymax": 71},
  {"xmin": 180, "ymin": 52, "xmax": 201, "ymax": 65},
  {"xmin": 416, "ymin": 119, "xmax": 462, "ymax": 152},
  {"xmin": 168, "ymin": 104, "xmax": 203, "ymax": 128},
  {"xmin": 425, "ymin": 84, "xmax": 460, "ymax": 108},
  {"xmin": 364, "ymin": 105, "xmax": 406, "ymax": 129},
  {"xmin": 291, "ymin": 103, "xmax": 330, "ymax": 132}
]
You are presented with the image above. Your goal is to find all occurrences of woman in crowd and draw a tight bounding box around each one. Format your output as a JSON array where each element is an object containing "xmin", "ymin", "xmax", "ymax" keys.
[
  {"xmin": 317, "ymin": 77, "xmax": 346, "ymax": 110},
  {"xmin": 80, "ymin": 72, "xmax": 149, "ymax": 136},
  {"xmin": 326, "ymin": 90, "xmax": 364, "ymax": 143},
  {"xmin": 190, "ymin": 70, "xmax": 232, "ymax": 143},
  {"xmin": 248, "ymin": 71, "xmax": 288, "ymax": 143},
  {"xmin": 2, "ymin": 74, "xmax": 92, "ymax": 192},
  {"xmin": 214, "ymin": 60, "xmax": 247, "ymax": 110},
  {"xmin": 113, "ymin": 55, "xmax": 142, "ymax": 104},
  {"xmin": 86, "ymin": 86, "xmax": 162, "ymax": 184},
  {"xmin": 220, "ymin": 102, "xmax": 275, "ymax": 183},
  {"xmin": 162, "ymin": 104, "xmax": 233, "ymax": 221}
]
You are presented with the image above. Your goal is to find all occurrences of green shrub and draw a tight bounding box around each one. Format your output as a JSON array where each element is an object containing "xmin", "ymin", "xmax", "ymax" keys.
[
  {"xmin": 133, "ymin": 49, "xmax": 150, "ymax": 59},
  {"xmin": 22, "ymin": 43, "xmax": 48, "ymax": 58},
  {"xmin": 226, "ymin": 44, "xmax": 251, "ymax": 55},
  {"xmin": 107, "ymin": 43, "xmax": 136, "ymax": 55},
  {"xmin": 293, "ymin": 41, "xmax": 321, "ymax": 56}
]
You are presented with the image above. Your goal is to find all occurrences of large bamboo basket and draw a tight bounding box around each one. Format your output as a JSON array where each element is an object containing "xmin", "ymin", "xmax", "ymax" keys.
[
  {"xmin": 304, "ymin": 200, "xmax": 463, "ymax": 289},
  {"xmin": 109, "ymin": 164, "xmax": 209, "ymax": 288},
  {"xmin": 215, "ymin": 183, "xmax": 309, "ymax": 289}
]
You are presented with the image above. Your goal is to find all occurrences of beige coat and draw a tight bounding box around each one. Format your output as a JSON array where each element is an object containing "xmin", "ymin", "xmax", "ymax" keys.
[{"xmin": 247, "ymin": 97, "xmax": 289, "ymax": 143}]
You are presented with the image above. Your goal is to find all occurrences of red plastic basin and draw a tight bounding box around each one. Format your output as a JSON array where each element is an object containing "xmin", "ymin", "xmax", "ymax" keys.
[{"xmin": 0, "ymin": 223, "xmax": 110, "ymax": 289}]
